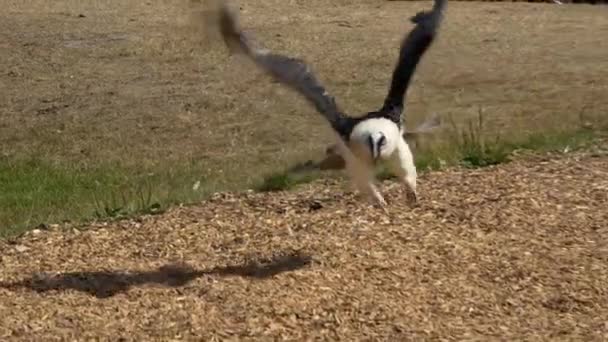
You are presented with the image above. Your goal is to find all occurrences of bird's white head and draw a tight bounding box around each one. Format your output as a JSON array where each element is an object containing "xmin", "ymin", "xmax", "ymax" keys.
[{"xmin": 350, "ymin": 118, "xmax": 400, "ymax": 164}]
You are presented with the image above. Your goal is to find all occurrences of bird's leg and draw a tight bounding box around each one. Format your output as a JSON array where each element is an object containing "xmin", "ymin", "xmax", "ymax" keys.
[
  {"xmin": 389, "ymin": 136, "xmax": 418, "ymax": 205},
  {"xmin": 362, "ymin": 180, "xmax": 388, "ymax": 207},
  {"xmin": 341, "ymin": 149, "xmax": 387, "ymax": 208},
  {"xmin": 330, "ymin": 134, "xmax": 388, "ymax": 210},
  {"xmin": 349, "ymin": 164, "xmax": 388, "ymax": 211},
  {"xmin": 343, "ymin": 158, "xmax": 383, "ymax": 200}
]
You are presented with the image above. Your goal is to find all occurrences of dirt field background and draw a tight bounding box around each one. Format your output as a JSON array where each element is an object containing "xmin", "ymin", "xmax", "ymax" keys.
[
  {"xmin": 2, "ymin": 0, "xmax": 608, "ymax": 232},
  {"xmin": 2, "ymin": 146, "xmax": 608, "ymax": 340},
  {"xmin": 2, "ymin": 0, "xmax": 607, "ymax": 232},
  {"xmin": 2, "ymin": 0, "xmax": 607, "ymax": 166}
]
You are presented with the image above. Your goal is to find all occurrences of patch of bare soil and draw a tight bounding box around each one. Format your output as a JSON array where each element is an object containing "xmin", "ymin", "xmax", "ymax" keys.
[{"xmin": 1, "ymin": 150, "xmax": 608, "ymax": 340}]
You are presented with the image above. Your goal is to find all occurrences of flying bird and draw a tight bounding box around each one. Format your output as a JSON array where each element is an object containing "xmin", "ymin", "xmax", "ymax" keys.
[{"xmin": 216, "ymin": 0, "xmax": 446, "ymax": 208}]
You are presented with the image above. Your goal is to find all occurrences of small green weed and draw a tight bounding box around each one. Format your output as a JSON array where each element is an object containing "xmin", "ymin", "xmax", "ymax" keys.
[
  {"xmin": 448, "ymin": 108, "xmax": 511, "ymax": 168},
  {"xmin": 256, "ymin": 171, "xmax": 317, "ymax": 192}
]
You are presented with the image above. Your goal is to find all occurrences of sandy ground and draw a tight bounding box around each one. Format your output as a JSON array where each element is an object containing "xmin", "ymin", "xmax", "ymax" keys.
[{"xmin": 1, "ymin": 145, "xmax": 607, "ymax": 340}]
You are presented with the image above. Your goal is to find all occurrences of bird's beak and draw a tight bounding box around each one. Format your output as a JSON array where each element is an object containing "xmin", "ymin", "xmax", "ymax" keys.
[{"xmin": 372, "ymin": 151, "xmax": 380, "ymax": 164}]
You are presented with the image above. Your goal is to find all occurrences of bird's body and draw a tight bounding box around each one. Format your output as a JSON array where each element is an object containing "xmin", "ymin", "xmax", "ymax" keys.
[{"xmin": 214, "ymin": 0, "xmax": 446, "ymax": 208}]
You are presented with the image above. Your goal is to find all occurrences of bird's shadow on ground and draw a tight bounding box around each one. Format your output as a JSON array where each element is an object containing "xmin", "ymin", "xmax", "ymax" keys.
[{"xmin": 0, "ymin": 251, "xmax": 312, "ymax": 299}]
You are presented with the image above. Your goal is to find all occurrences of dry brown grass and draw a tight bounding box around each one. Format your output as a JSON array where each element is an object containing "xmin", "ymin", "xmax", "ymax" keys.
[
  {"xmin": 1, "ymin": 0, "xmax": 607, "ymax": 230},
  {"xmin": 2, "ymin": 0, "xmax": 607, "ymax": 168}
]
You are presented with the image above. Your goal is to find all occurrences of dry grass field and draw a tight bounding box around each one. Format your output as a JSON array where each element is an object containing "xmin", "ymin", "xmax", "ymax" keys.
[
  {"xmin": 1, "ymin": 0, "xmax": 607, "ymax": 233},
  {"xmin": 1, "ymin": 0, "xmax": 608, "ymax": 339}
]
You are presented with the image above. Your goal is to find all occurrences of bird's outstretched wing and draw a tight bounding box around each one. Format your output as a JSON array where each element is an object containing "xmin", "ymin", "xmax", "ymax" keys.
[
  {"xmin": 217, "ymin": 2, "xmax": 351, "ymax": 136},
  {"xmin": 379, "ymin": 0, "xmax": 447, "ymax": 123}
]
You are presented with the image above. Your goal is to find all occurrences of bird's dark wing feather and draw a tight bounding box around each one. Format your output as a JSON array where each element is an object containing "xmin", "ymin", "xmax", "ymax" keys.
[
  {"xmin": 217, "ymin": 2, "xmax": 352, "ymax": 137},
  {"xmin": 379, "ymin": 0, "xmax": 447, "ymax": 123}
]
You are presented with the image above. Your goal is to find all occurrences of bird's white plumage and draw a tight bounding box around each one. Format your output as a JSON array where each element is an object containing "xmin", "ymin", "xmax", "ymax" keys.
[
  {"xmin": 334, "ymin": 118, "xmax": 418, "ymax": 207},
  {"xmin": 349, "ymin": 118, "xmax": 401, "ymax": 162}
]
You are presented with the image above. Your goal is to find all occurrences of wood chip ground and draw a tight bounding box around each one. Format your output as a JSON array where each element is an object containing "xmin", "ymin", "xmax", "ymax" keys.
[{"xmin": 1, "ymin": 150, "xmax": 608, "ymax": 340}]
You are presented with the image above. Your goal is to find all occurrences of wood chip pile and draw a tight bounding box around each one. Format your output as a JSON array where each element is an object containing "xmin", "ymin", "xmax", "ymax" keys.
[{"xmin": 1, "ymin": 149, "xmax": 607, "ymax": 340}]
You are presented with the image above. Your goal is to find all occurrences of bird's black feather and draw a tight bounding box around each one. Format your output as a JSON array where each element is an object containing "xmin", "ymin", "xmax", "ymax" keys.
[
  {"xmin": 217, "ymin": 3, "xmax": 354, "ymax": 138},
  {"xmin": 378, "ymin": 0, "xmax": 447, "ymax": 125},
  {"xmin": 216, "ymin": 0, "xmax": 445, "ymax": 138}
]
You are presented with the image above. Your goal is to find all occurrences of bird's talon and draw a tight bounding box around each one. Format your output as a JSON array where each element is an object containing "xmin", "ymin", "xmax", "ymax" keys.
[{"xmin": 406, "ymin": 191, "xmax": 418, "ymax": 206}]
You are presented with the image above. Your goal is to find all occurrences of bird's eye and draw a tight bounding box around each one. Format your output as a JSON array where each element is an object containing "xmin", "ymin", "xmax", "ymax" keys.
[{"xmin": 379, "ymin": 136, "xmax": 386, "ymax": 146}]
